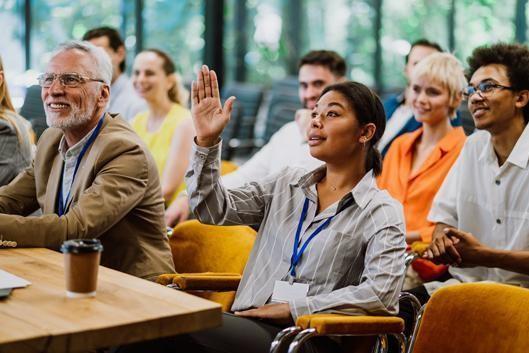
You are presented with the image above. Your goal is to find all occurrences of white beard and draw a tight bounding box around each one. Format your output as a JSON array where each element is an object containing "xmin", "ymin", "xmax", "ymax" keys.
[{"xmin": 45, "ymin": 103, "xmax": 96, "ymax": 130}]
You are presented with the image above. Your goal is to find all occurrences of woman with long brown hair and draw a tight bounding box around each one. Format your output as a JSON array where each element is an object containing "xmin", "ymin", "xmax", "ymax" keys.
[
  {"xmin": 131, "ymin": 49, "xmax": 194, "ymax": 205},
  {"xmin": 0, "ymin": 55, "xmax": 32, "ymax": 185}
]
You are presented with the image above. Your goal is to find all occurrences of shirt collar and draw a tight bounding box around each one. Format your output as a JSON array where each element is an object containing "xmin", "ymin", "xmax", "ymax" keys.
[
  {"xmin": 478, "ymin": 124, "xmax": 529, "ymax": 169},
  {"xmin": 478, "ymin": 131, "xmax": 495, "ymax": 164},
  {"xmin": 291, "ymin": 165, "xmax": 379, "ymax": 210},
  {"xmin": 507, "ymin": 123, "xmax": 529, "ymax": 169},
  {"xmin": 401, "ymin": 128, "xmax": 423, "ymax": 156},
  {"xmin": 402, "ymin": 127, "xmax": 466, "ymax": 157},
  {"xmin": 438, "ymin": 127, "xmax": 466, "ymax": 153},
  {"xmin": 57, "ymin": 115, "xmax": 104, "ymax": 159}
]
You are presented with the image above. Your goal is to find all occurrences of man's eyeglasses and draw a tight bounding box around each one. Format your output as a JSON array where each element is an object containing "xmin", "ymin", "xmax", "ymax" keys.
[
  {"xmin": 463, "ymin": 82, "xmax": 513, "ymax": 99},
  {"xmin": 37, "ymin": 73, "xmax": 106, "ymax": 88}
]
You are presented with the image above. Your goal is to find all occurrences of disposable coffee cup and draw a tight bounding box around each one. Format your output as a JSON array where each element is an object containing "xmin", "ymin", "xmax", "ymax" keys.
[{"xmin": 61, "ymin": 239, "xmax": 103, "ymax": 298}]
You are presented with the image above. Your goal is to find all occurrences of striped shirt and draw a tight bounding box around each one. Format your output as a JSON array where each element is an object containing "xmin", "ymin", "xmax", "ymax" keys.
[{"xmin": 186, "ymin": 140, "xmax": 407, "ymax": 320}]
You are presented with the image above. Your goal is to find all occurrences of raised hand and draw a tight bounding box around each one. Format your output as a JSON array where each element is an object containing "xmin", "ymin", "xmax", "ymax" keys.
[{"xmin": 192, "ymin": 65, "xmax": 236, "ymax": 147}]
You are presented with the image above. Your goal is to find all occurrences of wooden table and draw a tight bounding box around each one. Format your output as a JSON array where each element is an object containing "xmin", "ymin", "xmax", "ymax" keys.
[{"xmin": 0, "ymin": 248, "xmax": 222, "ymax": 353}]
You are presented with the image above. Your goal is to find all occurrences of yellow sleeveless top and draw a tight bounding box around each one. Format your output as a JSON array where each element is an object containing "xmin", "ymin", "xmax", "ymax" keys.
[{"xmin": 131, "ymin": 103, "xmax": 190, "ymax": 204}]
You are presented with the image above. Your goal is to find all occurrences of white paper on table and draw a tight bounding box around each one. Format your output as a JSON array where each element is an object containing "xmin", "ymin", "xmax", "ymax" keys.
[{"xmin": 0, "ymin": 269, "xmax": 31, "ymax": 289}]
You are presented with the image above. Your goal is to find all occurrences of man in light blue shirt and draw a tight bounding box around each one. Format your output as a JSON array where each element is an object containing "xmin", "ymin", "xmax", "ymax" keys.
[{"xmin": 83, "ymin": 27, "xmax": 146, "ymax": 121}]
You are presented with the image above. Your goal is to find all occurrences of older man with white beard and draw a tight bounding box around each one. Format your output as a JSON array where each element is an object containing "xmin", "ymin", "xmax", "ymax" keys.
[{"xmin": 0, "ymin": 41, "xmax": 175, "ymax": 280}]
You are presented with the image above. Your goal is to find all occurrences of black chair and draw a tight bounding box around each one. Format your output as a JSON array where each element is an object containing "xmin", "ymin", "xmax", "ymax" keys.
[
  {"xmin": 260, "ymin": 79, "xmax": 301, "ymax": 144},
  {"xmin": 220, "ymin": 82, "xmax": 264, "ymax": 159},
  {"xmin": 19, "ymin": 85, "xmax": 47, "ymax": 141}
]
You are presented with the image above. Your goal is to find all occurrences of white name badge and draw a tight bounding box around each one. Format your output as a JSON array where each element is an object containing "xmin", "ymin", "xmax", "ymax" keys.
[{"xmin": 271, "ymin": 280, "xmax": 309, "ymax": 303}]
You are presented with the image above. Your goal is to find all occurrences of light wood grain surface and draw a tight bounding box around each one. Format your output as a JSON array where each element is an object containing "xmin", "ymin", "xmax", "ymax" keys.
[{"xmin": 0, "ymin": 248, "xmax": 222, "ymax": 353}]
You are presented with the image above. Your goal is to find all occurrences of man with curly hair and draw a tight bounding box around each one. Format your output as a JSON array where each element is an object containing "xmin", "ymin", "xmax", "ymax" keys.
[{"xmin": 400, "ymin": 43, "xmax": 529, "ymax": 313}]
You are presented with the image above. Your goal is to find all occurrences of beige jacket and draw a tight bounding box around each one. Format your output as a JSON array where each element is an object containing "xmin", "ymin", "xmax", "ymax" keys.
[{"xmin": 0, "ymin": 113, "xmax": 175, "ymax": 279}]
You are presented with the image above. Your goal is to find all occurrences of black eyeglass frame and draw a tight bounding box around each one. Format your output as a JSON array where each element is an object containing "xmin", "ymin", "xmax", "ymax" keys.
[{"xmin": 463, "ymin": 81, "xmax": 514, "ymax": 99}]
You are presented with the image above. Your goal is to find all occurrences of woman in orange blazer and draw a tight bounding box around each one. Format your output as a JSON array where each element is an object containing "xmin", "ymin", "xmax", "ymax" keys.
[{"xmin": 378, "ymin": 53, "xmax": 467, "ymax": 282}]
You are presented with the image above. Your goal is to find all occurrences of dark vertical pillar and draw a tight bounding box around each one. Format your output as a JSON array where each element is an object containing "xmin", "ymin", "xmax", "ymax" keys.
[
  {"xmin": 24, "ymin": 0, "xmax": 31, "ymax": 70},
  {"xmin": 204, "ymin": 0, "xmax": 225, "ymax": 86},
  {"xmin": 234, "ymin": 0, "xmax": 247, "ymax": 82},
  {"xmin": 120, "ymin": 0, "xmax": 128, "ymax": 40},
  {"xmin": 448, "ymin": 0, "xmax": 456, "ymax": 51},
  {"xmin": 373, "ymin": 0, "xmax": 383, "ymax": 92},
  {"xmin": 515, "ymin": 0, "xmax": 528, "ymax": 43},
  {"xmin": 283, "ymin": 0, "xmax": 303, "ymax": 75},
  {"xmin": 135, "ymin": 0, "xmax": 143, "ymax": 54}
]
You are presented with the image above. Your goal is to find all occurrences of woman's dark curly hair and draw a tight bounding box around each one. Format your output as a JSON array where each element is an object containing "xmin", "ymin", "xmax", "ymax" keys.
[{"xmin": 467, "ymin": 43, "xmax": 529, "ymax": 124}]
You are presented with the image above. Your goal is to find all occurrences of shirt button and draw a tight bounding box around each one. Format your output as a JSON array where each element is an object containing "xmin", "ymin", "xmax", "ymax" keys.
[
  {"xmin": 495, "ymin": 179, "xmax": 500, "ymax": 185},
  {"xmin": 496, "ymin": 218, "xmax": 502, "ymax": 224}
]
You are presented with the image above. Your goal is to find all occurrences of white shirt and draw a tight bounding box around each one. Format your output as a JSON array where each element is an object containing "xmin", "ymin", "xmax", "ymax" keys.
[
  {"xmin": 378, "ymin": 103, "xmax": 413, "ymax": 153},
  {"xmin": 427, "ymin": 124, "xmax": 529, "ymax": 292},
  {"xmin": 109, "ymin": 74, "xmax": 147, "ymax": 121},
  {"xmin": 222, "ymin": 121, "xmax": 323, "ymax": 189}
]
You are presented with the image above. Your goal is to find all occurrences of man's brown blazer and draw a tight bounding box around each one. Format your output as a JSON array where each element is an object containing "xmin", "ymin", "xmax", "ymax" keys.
[{"xmin": 0, "ymin": 113, "xmax": 175, "ymax": 279}]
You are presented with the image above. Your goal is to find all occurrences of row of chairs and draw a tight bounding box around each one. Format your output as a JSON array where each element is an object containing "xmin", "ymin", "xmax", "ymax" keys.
[
  {"xmin": 16, "ymin": 77, "xmax": 302, "ymax": 151},
  {"xmin": 220, "ymin": 78, "xmax": 301, "ymax": 160},
  {"xmin": 18, "ymin": 81, "xmax": 475, "ymax": 154},
  {"xmin": 158, "ymin": 220, "xmax": 529, "ymax": 353},
  {"xmin": 221, "ymin": 80, "xmax": 477, "ymax": 161}
]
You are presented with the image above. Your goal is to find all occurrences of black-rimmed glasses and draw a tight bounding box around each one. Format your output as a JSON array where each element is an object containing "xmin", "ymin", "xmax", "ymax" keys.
[
  {"xmin": 463, "ymin": 81, "xmax": 513, "ymax": 99},
  {"xmin": 37, "ymin": 72, "xmax": 106, "ymax": 88}
]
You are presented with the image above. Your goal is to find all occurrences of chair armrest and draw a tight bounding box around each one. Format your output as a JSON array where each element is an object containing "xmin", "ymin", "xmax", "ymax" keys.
[
  {"xmin": 295, "ymin": 314, "xmax": 404, "ymax": 335},
  {"xmin": 156, "ymin": 272, "xmax": 241, "ymax": 291}
]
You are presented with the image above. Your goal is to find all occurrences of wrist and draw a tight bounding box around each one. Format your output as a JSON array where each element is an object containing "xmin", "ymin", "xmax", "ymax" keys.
[
  {"xmin": 479, "ymin": 247, "xmax": 504, "ymax": 268},
  {"xmin": 196, "ymin": 136, "xmax": 219, "ymax": 147}
]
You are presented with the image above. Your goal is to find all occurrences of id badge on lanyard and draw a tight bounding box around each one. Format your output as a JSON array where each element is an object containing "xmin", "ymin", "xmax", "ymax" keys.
[
  {"xmin": 57, "ymin": 116, "xmax": 105, "ymax": 216},
  {"xmin": 271, "ymin": 280, "xmax": 309, "ymax": 303},
  {"xmin": 271, "ymin": 197, "xmax": 335, "ymax": 302}
]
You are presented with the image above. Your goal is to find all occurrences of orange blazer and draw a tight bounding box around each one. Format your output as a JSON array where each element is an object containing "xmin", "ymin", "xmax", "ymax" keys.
[{"xmin": 377, "ymin": 127, "xmax": 466, "ymax": 242}]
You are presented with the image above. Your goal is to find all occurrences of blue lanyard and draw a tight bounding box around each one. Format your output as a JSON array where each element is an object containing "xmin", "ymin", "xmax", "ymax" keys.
[
  {"xmin": 289, "ymin": 198, "xmax": 336, "ymax": 279},
  {"xmin": 57, "ymin": 116, "xmax": 105, "ymax": 216}
]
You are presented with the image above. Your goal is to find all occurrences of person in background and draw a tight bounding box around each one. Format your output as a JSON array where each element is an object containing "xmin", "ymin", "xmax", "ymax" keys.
[
  {"xmin": 83, "ymin": 26, "xmax": 146, "ymax": 121},
  {"xmin": 0, "ymin": 54, "xmax": 33, "ymax": 186},
  {"xmin": 165, "ymin": 50, "xmax": 346, "ymax": 226},
  {"xmin": 377, "ymin": 52, "xmax": 467, "ymax": 287},
  {"xmin": 379, "ymin": 39, "xmax": 448, "ymax": 156},
  {"xmin": 131, "ymin": 49, "xmax": 194, "ymax": 205}
]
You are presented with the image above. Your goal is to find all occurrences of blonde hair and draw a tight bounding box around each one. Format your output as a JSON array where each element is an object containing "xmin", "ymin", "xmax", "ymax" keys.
[
  {"xmin": 0, "ymin": 56, "xmax": 15, "ymax": 112},
  {"xmin": 411, "ymin": 52, "xmax": 467, "ymax": 116},
  {"xmin": 0, "ymin": 55, "xmax": 24, "ymax": 144}
]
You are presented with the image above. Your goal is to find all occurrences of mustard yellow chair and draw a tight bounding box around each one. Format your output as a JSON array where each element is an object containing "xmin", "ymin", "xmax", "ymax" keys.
[
  {"xmin": 270, "ymin": 293, "xmax": 419, "ymax": 353},
  {"xmin": 271, "ymin": 255, "xmax": 421, "ymax": 353},
  {"xmin": 220, "ymin": 160, "xmax": 239, "ymax": 175},
  {"xmin": 157, "ymin": 220, "xmax": 256, "ymax": 311},
  {"xmin": 408, "ymin": 282, "xmax": 529, "ymax": 353}
]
